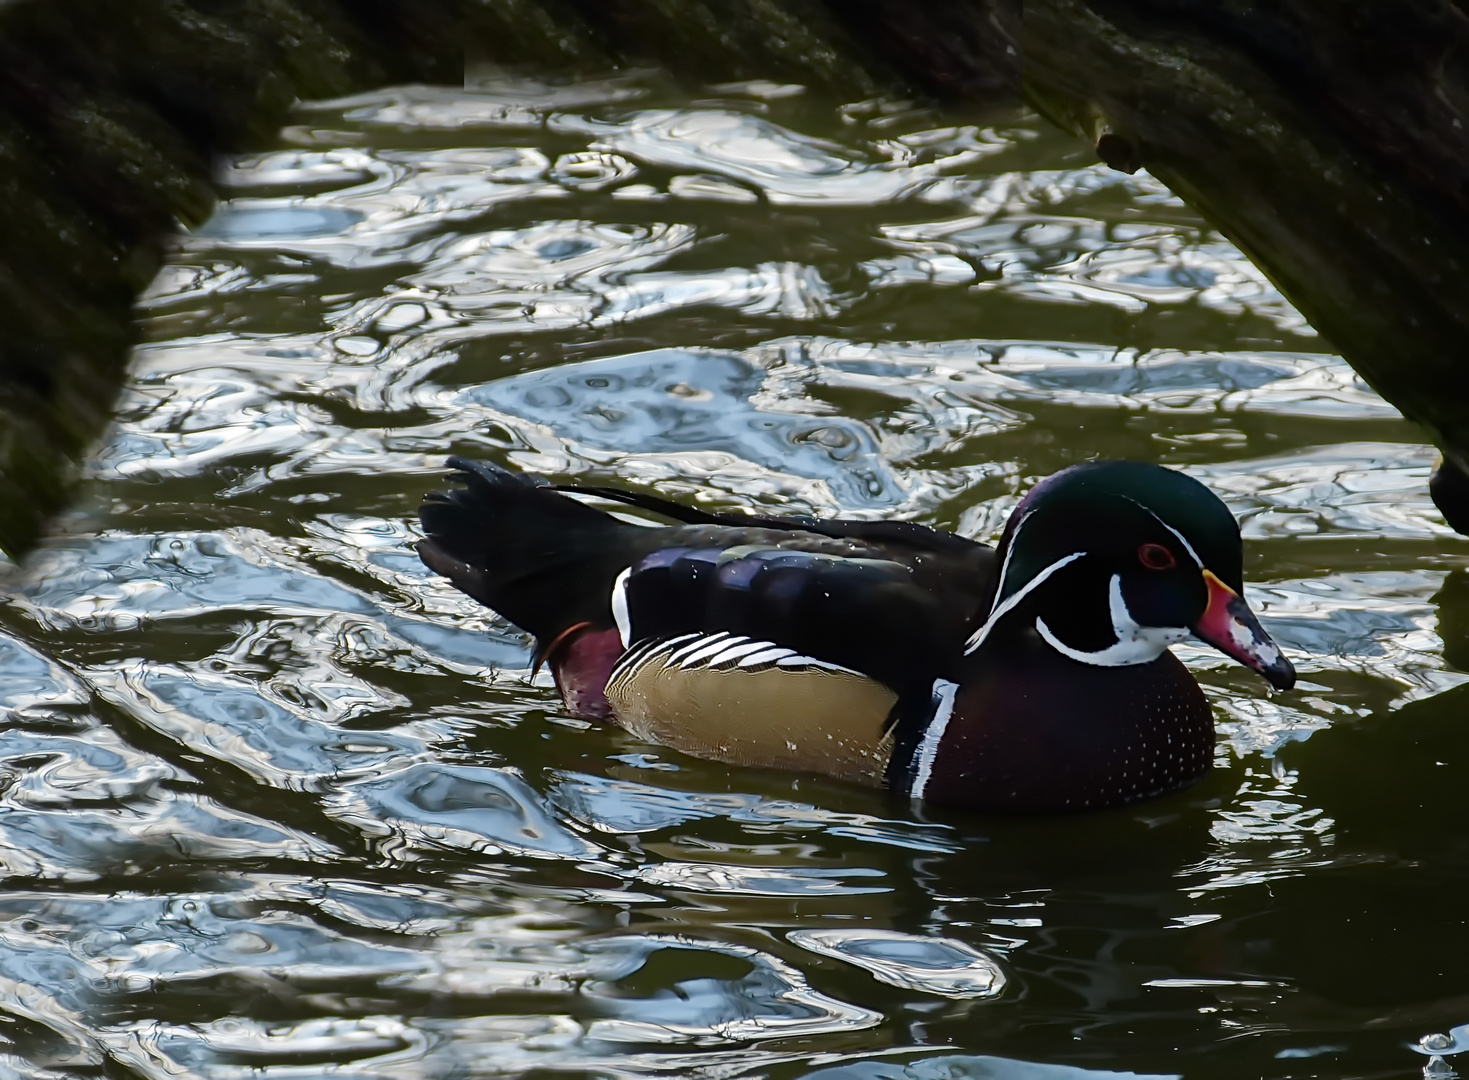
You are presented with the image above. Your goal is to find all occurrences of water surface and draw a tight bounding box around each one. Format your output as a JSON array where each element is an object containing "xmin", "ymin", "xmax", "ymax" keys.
[{"xmin": 2, "ymin": 73, "xmax": 1467, "ymax": 1080}]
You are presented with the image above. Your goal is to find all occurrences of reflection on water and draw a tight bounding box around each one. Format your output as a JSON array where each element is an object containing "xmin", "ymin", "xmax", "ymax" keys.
[
  {"xmin": 2, "ymin": 72, "xmax": 1467, "ymax": 1080},
  {"xmin": 789, "ymin": 928, "xmax": 1006, "ymax": 999}
]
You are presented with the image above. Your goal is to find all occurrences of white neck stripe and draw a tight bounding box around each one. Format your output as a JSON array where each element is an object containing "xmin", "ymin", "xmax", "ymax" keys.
[
  {"xmin": 966, "ymin": 550, "xmax": 1085, "ymax": 654},
  {"xmin": 911, "ymin": 679, "xmax": 959, "ymax": 801}
]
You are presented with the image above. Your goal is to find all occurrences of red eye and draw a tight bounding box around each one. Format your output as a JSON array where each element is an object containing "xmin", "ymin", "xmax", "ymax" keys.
[{"xmin": 1138, "ymin": 543, "xmax": 1176, "ymax": 570}]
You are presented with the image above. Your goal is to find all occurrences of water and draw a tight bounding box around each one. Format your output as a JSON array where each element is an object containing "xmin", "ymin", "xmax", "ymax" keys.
[{"xmin": 2, "ymin": 72, "xmax": 1467, "ymax": 1080}]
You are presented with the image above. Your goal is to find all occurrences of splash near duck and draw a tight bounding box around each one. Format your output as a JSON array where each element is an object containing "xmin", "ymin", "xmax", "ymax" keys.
[{"xmin": 418, "ymin": 457, "xmax": 1294, "ymax": 813}]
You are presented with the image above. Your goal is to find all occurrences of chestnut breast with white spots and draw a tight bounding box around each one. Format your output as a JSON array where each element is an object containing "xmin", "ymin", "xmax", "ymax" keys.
[{"xmin": 914, "ymin": 637, "xmax": 1214, "ymax": 813}]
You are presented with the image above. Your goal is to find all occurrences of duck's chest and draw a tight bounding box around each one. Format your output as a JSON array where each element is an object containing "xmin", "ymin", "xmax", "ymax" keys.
[{"xmin": 909, "ymin": 645, "xmax": 1215, "ymax": 813}]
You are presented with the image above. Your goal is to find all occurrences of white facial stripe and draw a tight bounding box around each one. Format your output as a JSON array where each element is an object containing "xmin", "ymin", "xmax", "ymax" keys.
[
  {"xmin": 610, "ymin": 568, "xmax": 633, "ymax": 648},
  {"xmin": 986, "ymin": 511, "xmax": 1030, "ymax": 617},
  {"xmin": 966, "ymin": 550, "xmax": 1086, "ymax": 654},
  {"xmin": 1155, "ymin": 517, "xmax": 1202, "ymax": 567},
  {"xmin": 1124, "ymin": 497, "xmax": 1203, "ymax": 568},
  {"xmin": 911, "ymin": 679, "xmax": 959, "ymax": 801},
  {"xmin": 1036, "ymin": 573, "xmax": 1189, "ymax": 667}
]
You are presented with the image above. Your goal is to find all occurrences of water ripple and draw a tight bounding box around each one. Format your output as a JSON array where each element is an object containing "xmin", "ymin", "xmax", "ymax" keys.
[
  {"xmin": 789, "ymin": 928, "xmax": 1006, "ymax": 998},
  {"xmin": 582, "ymin": 935, "xmax": 882, "ymax": 1044},
  {"xmin": 0, "ymin": 70, "xmax": 1461, "ymax": 1080},
  {"xmin": 330, "ymin": 762, "xmax": 602, "ymax": 861}
]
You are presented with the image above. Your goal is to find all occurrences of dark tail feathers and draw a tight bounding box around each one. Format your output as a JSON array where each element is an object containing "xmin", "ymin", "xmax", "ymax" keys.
[{"xmin": 417, "ymin": 457, "xmax": 637, "ymax": 643}]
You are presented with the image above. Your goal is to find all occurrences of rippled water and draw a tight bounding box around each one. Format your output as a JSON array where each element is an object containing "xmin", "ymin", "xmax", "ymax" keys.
[{"xmin": 3, "ymin": 73, "xmax": 1468, "ymax": 1080}]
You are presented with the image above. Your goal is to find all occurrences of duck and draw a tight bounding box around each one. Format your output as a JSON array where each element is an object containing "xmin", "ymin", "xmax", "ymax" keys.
[{"xmin": 417, "ymin": 457, "xmax": 1295, "ymax": 813}]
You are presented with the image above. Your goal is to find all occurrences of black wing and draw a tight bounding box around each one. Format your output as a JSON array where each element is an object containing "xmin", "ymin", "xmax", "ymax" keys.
[
  {"xmin": 618, "ymin": 543, "xmax": 967, "ymax": 702},
  {"xmin": 555, "ymin": 482, "xmax": 982, "ymax": 553},
  {"xmin": 554, "ymin": 483, "xmax": 998, "ymax": 634},
  {"xmin": 420, "ymin": 458, "xmax": 997, "ymax": 654}
]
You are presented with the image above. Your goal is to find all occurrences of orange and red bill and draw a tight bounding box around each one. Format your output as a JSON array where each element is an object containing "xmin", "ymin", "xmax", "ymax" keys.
[{"xmin": 1191, "ymin": 570, "xmax": 1296, "ymax": 691}]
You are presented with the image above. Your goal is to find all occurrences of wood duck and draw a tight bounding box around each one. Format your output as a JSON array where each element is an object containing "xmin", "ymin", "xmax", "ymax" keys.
[{"xmin": 418, "ymin": 457, "xmax": 1294, "ymax": 813}]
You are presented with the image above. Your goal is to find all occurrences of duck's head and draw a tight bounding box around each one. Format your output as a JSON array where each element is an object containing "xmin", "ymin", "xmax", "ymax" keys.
[{"xmin": 968, "ymin": 461, "xmax": 1295, "ymax": 690}]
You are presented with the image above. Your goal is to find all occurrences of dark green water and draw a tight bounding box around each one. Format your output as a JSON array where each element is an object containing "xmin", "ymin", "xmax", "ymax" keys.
[{"xmin": 3, "ymin": 73, "xmax": 1468, "ymax": 1080}]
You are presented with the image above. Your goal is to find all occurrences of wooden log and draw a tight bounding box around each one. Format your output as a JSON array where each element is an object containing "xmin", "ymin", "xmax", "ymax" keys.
[
  {"xmin": 1015, "ymin": 0, "xmax": 1469, "ymax": 528},
  {"xmin": 0, "ymin": 0, "xmax": 464, "ymax": 557},
  {"xmin": 6, "ymin": 0, "xmax": 1469, "ymax": 553},
  {"xmin": 471, "ymin": 0, "xmax": 1469, "ymax": 528}
]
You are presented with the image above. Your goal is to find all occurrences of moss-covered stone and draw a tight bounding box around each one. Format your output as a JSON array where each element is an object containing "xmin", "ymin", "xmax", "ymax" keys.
[{"xmin": 0, "ymin": 0, "xmax": 463, "ymax": 556}]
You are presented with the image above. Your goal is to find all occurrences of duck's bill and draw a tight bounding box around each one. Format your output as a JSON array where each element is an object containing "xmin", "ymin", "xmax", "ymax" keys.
[{"xmin": 1191, "ymin": 570, "xmax": 1296, "ymax": 691}]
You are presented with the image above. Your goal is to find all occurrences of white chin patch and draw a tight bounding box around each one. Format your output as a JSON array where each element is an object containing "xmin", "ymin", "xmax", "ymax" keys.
[{"xmin": 1035, "ymin": 573, "xmax": 1188, "ymax": 667}]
